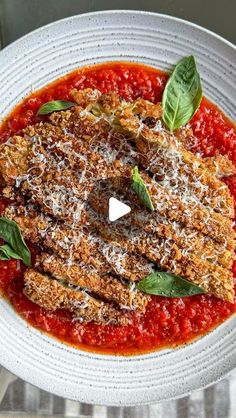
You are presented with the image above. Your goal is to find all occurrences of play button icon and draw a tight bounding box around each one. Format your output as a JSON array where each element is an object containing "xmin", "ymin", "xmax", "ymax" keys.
[{"xmin": 109, "ymin": 197, "xmax": 131, "ymax": 222}]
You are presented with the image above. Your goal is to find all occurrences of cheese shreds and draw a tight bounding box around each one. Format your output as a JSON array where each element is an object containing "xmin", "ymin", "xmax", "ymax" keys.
[
  {"xmin": 88, "ymin": 184, "xmax": 234, "ymax": 268},
  {"xmin": 37, "ymin": 252, "xmax": 149, "ymax": 312},
  {"xmin": 1, "ymin": 130, "xmax": 234, "ymax": 247},
  {"xmin": 0, "ymin": 88, "xmax": 235, "ymax": 322},
  {"xmin": 4, "ymin": 205, "xmax": 154, "ymax": 283},
  {"xmin": 90, "ymin": 216, "xmax": 234, "ymax": 302},
  {"xmin": 141, "ymin": 171, "xmax": 235, "ymax": 248},
  {"xmin": 135, "ymin": 133, "xmax": 234, "ymax": 218},
  {"xmin": 112, "ymin": 100, "xmax": 234, "ymax": 217}
]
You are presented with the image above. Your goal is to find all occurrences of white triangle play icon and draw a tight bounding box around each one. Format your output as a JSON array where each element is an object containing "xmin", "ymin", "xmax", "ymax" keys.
[{"xmin": 109, "ymin": 197, "xmax": 131, "ymax": 222}]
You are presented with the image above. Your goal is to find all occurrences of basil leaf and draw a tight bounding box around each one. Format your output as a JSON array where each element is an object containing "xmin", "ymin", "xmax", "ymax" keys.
[
  {"xmin": 0, "ymin": 244, "xmax": 22, "ymax": 261},
  {"xmin": 0, "ymin": 245, "xmax": 11, "ymax": 260},
  {"xmin": 0, "ymin": 217, "xmax": 31, "ymax": 266},
  {"xmin": 131, "ymin": 166, "xmax": 154, "ymax": 211},
  {"xmin": 162, "ymin": 55, "xmax": 202, "ymax": 132},
  {"xmin": 137, "ymin": 271, "xmax": 205, "ymax": 297},
  {"xmin": 37, "ymin": 100, "xmax": 75, "ymax": 115}
]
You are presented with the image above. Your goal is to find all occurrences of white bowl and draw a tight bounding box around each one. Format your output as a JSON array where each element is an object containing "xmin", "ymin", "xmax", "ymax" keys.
[{"xmin": 0, "ymin": 10, "xmax": 235, "ymax": 406}]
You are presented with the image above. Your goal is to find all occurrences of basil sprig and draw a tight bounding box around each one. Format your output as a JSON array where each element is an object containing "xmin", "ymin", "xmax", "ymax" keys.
[
  {"xmin": 137, "ymin": 271, "xmax": 205, "ymax": 297},
  {"xmin": 0, "ymin": 244, "xmax": 23, "ymax": 261},
  {"xmin": 37, "ymin": 100, "xmax": 75, "ymax": 115},
  {"xmin": 131, "ymin": 166, "xmax": 154, "ymax": 211},
  {"xmin": 0, "ymin": 217, "xmax": 31, "ymax": 266},
  {"xmin": 162, "ymin": 55, "xmax": 202, "ymax": 132}
]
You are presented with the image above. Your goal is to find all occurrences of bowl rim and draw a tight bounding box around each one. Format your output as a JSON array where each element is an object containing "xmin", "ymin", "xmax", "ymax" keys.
[{"xmin": 1, "ymin": 9, "xmax": 235, "ymax": 54}]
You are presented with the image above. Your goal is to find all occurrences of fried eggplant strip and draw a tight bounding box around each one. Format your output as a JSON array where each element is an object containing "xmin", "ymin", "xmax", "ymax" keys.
[
  {"xmin": 4, "ymin": 205, "xmax": 154, "ymax": 283},
  {"xmin": 90, "ymin": 216, "xmax": 234, "ymax": 302},
  {"xmin": 113, "ymin": 101, "xmax": 234, "ymax": 217},
  {"xmin": 24, "ymin": 269, "xmax": 129, "ymax": 325},
  {"xmin": 36, "ymin": 252, "xmax": 149, "ymax": 312},
  {"xmin": 1, "ymin": 132, "xmax": 234, "ymax": 247},
  {"xmin": 88, "ymin": 185, "xmax": 234, "ymax": 268}
]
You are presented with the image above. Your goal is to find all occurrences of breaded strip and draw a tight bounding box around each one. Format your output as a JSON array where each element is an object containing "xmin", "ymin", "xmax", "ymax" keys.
[
  {"xmin": 176, "ymin": 127, "xmax": 236, "ymax": 178},
  {"xmin": 24, "ymin": 269, "xmax": 129, "ymax": 325},
  {"xmin": 131, "ymin": 98, "xmax": 163, "ymax": 119},
  {"xmin": 88, "ymin": 185, "xmax": 234, "ymax": 268},
  {"xmin": 65, "ymin": 89, "xmax": 236, "ymax": 179},
  {"xmin": 66, "ymin": 90, "xmax": 235, "ymax": 198},
  {"xmin": 0, "ymin": 136, "xmax": 32, "ymax": 184},
  {"xmin": 70, "ymin": 88, "xmax": 102, "ymax": 109},
  {"xmin": 142, "ymin": 172, "xmax": 235, "ymax": 248},
  {"xmin": 8, "ymin": 131, "xmax": 235, "ymax": 246},
  {"xmin": 90, "ymin": 217, "xmax": 234, "ymax": 302},
  {"xmin": 133, "ymin": 131, "xmax": 234, "ymax": 218},
  {"xmin": 49, "ymin": 105, "xmax": 110, "ymax": 141},
  {"xmin": 203, "ymin": 155, "xmax": 236, "ymax": 178},
  {"xmin": 37, "ymin": 253, "xmax": 149, "ymax": 311},
  {"xmin": 71, "ymin": 89, "xmax": 162, "ymax": 119},
  {"xmin": 20, "ymin": 168, "xmax": 89, "ymax": 224},
  {"xmin": 25, "ymin": 115, "xmax": 235, "ymax": 247},
  {"xmin": 1, "ymin": 132, "xmax": 234, "ymax": 248},
  {"xmin": 25, "ymin": 121, "xmax": 136, "ymax": 169},
  {"xmin": 49, "ymin": 91, "xmax": 235, "ymax": 218},
  {"xmin": 87, "ymin": 93, "xmax": 232, "ymax": 217},
  {"xmin": 71, "ymin": 88, "xmax": 123, "ymax": 116},
  {"xmin": 133, "ymin": 210, "xmax": 234, "ymax": 268},
  {"xmin": 4, "ymin": 205, "xmax": 154, "ymax": 282},
  {"xmin": 87, "ymin": 172, "xmax": 235, "ymax": 250}
]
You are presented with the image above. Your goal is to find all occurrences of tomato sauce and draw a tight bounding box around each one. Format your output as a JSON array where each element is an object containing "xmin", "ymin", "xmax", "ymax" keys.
[{"xmin": 0, "ymin": 62, "xmax": 235, "ymax": 355}]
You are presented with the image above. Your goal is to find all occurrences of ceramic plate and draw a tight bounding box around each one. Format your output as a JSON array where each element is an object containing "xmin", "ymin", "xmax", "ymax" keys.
[{"xmin": 0, "ymin": 10, "xmax": 235, "ymax": 406}]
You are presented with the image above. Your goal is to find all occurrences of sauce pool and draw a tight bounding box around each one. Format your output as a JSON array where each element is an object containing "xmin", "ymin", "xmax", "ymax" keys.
[{"xmin": 0, "ymin": 62, "xmax": 235, "ymax": 355}]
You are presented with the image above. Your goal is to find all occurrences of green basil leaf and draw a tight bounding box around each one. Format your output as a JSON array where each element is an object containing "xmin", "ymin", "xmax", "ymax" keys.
[
  {"xmin": 0, "ymin": 245, "xmax": 11, "ymax": 260},
  {"xmin": 131, "ymin": 166, "xmax": 154, "ymax": 211},
  {"xmin": 0, "ymin": 244, "xmax": 22, "ymax": 261},
  {"xmin": 137, "ymin": 271, "xmax": 205, "ymax": 297},
  {"xmin": 37, "ymin": 100, "xmax": 75, "ymax": 115},
  {"xmin": 162, "ymin": 55, "xmax": 202, "ymax": 132},
  {"xmin": 0, "ymin": 217, "xmax": 31, "ymax": 266}
]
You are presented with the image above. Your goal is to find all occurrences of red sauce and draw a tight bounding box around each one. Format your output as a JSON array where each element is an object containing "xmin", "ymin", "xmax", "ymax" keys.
[{"xmin": 0, "ymin": 62, "xmax": 235, "ymax": 355}]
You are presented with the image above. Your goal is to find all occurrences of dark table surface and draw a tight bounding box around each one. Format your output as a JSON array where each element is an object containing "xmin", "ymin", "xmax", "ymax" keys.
[{"xmin": 0, "ymin": 1, "xmax": 235, "ymax": 417}]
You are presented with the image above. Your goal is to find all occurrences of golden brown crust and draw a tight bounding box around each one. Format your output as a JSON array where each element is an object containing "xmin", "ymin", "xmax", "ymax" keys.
[
  {"xmin": 0, "ymin": 136, "xmax": 31, "ymax": 185},
  {"xmin": 141, "ymin": 172, "xmax": 235, "ymax": 248},
  {"xmin": 113, "ymin": 101, "xmax": 234, "ymax": 218},
  {"xmin": 176, "ymin": 127, "xmax": 236, "ymax": 177},
  {"xmin": 88, "ymin": 184, "xmax": 234, "ymax": 269},
  {"xmin": 135, "ymin": 133, "xmax": 235, "ymax": 218},
  {"xmin": 12, "ymin": 122, "xmax": 235, "ymax": 248},
  {"xmin": 70, "ymin": 87, "xmax": 102, "ymax": 109},
  {"xmin": 91, "ymin": 218, "xmax": 234, "ymax": 303},
  {"xmin": 204, "ymin": 154, "xmax": 236, "ymax": 178},
  {"xmin": 24, "ymin": 269, "xmax": 129, "ymax": 325},
  {"xmin": 37, "ymin": 252, "xmax": 149, "ymax": 312},
  {"xmin": 4, "ymin": 205, "xmax": 154, "ymax": 283},
  {"xmin": 1, "ymin": 89, "xmax": 235, "ymax": 309}
]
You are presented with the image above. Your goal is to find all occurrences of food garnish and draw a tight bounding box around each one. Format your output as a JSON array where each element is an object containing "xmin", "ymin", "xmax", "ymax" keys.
[
  {"xmin": 131, "ymin": 166, "xmax": 154, "ymax": 211},
  {"xmin": 0, "ymin": 58, "xmax": 235, "ymax": 353},
  {"xmin": 137, "ymin": 271, "xmax": 205, "ymax": 297},
  {"xmin": 162, "ymin": 55, "xmax": 202, "ymax": 131},
  {"xmin": 37, "ymin": 100, "xmax": 75, "ymax": 115},
  {"xmin": 0, "ymin": 217, "xmax": 31, "ymax": 266}
]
